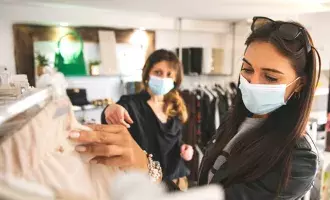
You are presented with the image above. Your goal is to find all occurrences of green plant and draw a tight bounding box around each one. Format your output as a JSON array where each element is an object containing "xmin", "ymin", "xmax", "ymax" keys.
[{"xmin": 35, "ymin": 52, "xmax": 49, "ymax": 66}]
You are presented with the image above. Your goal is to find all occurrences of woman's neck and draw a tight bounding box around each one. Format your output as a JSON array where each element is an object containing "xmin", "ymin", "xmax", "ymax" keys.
[
  {"xmin": 150, "ymin": 95, "xmax": 164, "ymax": 103},
  {"xmin": 147, "ymin": 90, "xmax": 164, "ymax": 103},
  {"xmin": 252, "ymin": 114, "xmax": 269, "ymax": 119}
]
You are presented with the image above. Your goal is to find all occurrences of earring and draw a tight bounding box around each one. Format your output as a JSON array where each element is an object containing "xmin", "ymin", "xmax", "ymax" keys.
[{"xmin": 295, "ymin": 92, "xmax": 301, "ymax": 100}]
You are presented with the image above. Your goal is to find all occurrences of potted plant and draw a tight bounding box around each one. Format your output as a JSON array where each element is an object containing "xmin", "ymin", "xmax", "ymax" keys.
[
  {"xmin": 35, "ymin": 52, "xmax": 49, "ymax": 76},
  {"xmin": 89, "ymin": 60, "xmax": 101, "ymax": 76}
]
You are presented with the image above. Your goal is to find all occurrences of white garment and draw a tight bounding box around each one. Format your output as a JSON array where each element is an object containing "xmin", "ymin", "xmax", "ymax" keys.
[
  {"xmin": 0, "ymin": 97, "xmax": 119, "ymax": 200},
  {"xmin": 0, "ymin": 174, "xmax": 54, "ymax": 200},
  {"xmin": 111, "ymin": 172, "xmax": 224, "ymax": 200},
  {"xmin": 214, "ymin": 98, "xmax": 220, "ymax": 129}
]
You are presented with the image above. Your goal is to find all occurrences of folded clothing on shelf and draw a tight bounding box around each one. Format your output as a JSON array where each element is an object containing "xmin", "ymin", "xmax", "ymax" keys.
[{"xmin": 0, "ymin": 74, "xmax": 31, "ymax": 101}]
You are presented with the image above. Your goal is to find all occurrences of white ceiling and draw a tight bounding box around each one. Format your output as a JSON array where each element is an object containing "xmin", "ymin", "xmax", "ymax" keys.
[{"xmin": 2, "ymin": 0, "xmax": 330, "ymax": 20}]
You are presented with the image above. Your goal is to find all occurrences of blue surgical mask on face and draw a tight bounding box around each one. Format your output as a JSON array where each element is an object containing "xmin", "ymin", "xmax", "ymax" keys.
[
  {"xmin": 148, "ymin": 75, "xmax": 174, "ymax": 96},
  {"xmin": 239, "ymin": 75, "xmax": 299, "ymax": 115}
]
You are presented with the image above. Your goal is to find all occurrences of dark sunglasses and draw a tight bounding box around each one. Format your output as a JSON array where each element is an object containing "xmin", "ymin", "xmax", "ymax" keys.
[{"xmin": 251, "ymin": 16, "xmax": 312, "ymax": 54}]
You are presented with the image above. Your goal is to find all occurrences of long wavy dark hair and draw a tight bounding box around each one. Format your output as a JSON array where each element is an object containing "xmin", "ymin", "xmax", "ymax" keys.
[{"xmin": 203, "ymin": 21, "xmax": 320, "ymax": 191}]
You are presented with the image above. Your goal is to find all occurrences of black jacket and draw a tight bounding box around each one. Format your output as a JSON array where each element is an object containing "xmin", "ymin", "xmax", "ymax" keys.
[
  {"xmin": 101, "ymin": 91, "xmax": 189, "ymax": 180},
  {"xmin": 198, "ymin": 131, "xmax": 318, "ymax": 200}
]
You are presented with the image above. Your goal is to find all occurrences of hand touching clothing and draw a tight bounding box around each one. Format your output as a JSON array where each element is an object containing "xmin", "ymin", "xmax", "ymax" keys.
[
  {"xmin": 104, "ymin": 104, "xmax": 133, "ymax": 128},
  {"xmin": 105, "ymin": 103, "xmax": 194, "ymax": 162},
  {"xmin": 69, "ymin": 124, "xmax": 148, "ymax": 171}
]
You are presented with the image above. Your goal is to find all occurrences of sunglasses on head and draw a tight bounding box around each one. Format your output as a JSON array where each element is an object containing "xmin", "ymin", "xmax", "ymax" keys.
[{"xmin": 251, "ymin": 16, "xmax": 312, "ymax": 54}]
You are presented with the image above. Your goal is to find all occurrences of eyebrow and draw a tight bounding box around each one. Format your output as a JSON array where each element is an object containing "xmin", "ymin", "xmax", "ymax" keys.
[
  {"xmin": 242, "ymin": 58, "xmax": 284, "ymax": 75},
  {"xmin": 242, "ymin": 58, "xmax": 252, "ymax": 66},
  {"xmin": 262, "ymin": 68, "xmax": 284, "ymax": 74}
]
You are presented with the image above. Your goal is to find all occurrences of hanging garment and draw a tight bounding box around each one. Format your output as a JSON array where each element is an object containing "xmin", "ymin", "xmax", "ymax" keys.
[
  {"xmin": 195, "ymin": 90, "xmax": 202, "ymax": 139},
  {"xmin": 214, "ymin": 98, "xmax": 220, "ymax": 129},
  {"xmin": 205, "ymin": 96, "xmax": 217, "ymax": 145},
  {"xmin": 181, "ymin": 90, "xmax": 199, "ymax": 182},
  {"xmin": 0, "ymin": 97, "xmax": 119, "ymax": 200},
  {"xmin": 228, "ymin": 82, "xmax": 237, "ymax": 105},
  {"xmin": 215, "ymin": 90, "xmax": 229, "ymax": 121},
  {"xmin": 200, "ymin": 92, "xmax": 216, "ymax": 147},
  {"xmin": 0, "ymin": 174, "xmax": 54, "ymax": 200},
  {"xmin": 200, "ymin": 91, "xmax": 211, "ymax": 145}
]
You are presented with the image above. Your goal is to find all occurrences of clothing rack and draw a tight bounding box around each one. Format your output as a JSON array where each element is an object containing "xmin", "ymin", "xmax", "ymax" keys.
[
  {"xmin": 0, "ymin": 87, "xmax": 53, "ymax": 126},
  {"xmin": 181, "ymin": 75, "xmax": 231, "ymax": 91},
  {"xmin": 182, "ymin": 83, "xmax": 237, "ymax": 145},
  {"xmin": 181, "ymin": 82, "xmax": 237, "ymax": 182}
]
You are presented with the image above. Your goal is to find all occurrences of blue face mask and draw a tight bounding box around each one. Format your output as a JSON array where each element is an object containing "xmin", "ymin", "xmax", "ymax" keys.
[
  {"xmin": 148, "ymin": 75, "xmax": 174, "ymax": 96},
  {"xmin": 239, "ymin": 75, "xmax": 299, "ymax": 115}
]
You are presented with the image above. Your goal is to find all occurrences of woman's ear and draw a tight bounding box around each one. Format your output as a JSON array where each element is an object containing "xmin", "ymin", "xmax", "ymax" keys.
[
  {"xmin": 174, "ymin": 81, "xmax": 178, "ymax": 89},
  {"xmin": 145, "ymin": 75, "xmax": 150, "ymax": 84},
  {"xmin": 295, "ymin": 77, "xmax": 306, "ymax": 93}
]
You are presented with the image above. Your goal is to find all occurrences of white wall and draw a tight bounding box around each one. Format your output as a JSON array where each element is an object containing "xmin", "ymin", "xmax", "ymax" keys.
[
  {"xmin": 299, "ymin": 12, "xmax": 330, "ymax": 71},
  {"xmin": 0, "ymin": 18, "xmax": 15, "ymax": 74},
  {"xmin": 0, "ymin": 2, "xmax": 253, "ymax": 123},
  {"xmin": 3, "ymin": 2, "xmax": 324, "ymax": 123},
  {"xmin": 298, "ymin": 12, "xmax": 330, "ymax": 123},
  {"xmin": 156, "ymin": 29, "xmax": 238, "ymax": 88},
  {"xmin": 0, "ymin": 2, "xmax": 238, "ymax": 103},
  {"xmin": 231, "ymin": 22, "xmax": 251, "ymax": 81},
  {"xmin": 0, "ymin": 2, "xmax": 231, "ymax": 74},
  {"xmin": 156, "ymin": 30, "xmax": 233, "ymax": 72},
  {"xmin": 155, "ymin": 22, "xmax": 253, "ymax": 88},
  {"xmin": 156, "ymin": 30, "xmax": 226, "ymax": 49}
]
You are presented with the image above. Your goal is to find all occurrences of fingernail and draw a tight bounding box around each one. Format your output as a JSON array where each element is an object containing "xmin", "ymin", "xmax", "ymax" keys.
[
  {"xmin": 69, "ymin": 132, "xmax": 80, "ymax": 138},
  {"xmin": 75, "ymin": 146, "xmax": 86, "ymax": 152},
  {"xmin": 127, "ymin": 125, "xmax": 131, "ymax": 128},
  {"xmin": 90, "ymin": 160, "xmax": 98, "ymax": 164}
]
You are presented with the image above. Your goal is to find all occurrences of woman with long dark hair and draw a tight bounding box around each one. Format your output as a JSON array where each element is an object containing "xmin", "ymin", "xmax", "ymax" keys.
[
  {"xmin": 70, "ymin": 17, "xmax": 319, "ymax": 199},
  {"xmin": 197, "ymin": 16, "xmax": 320, "ymax": 198}
]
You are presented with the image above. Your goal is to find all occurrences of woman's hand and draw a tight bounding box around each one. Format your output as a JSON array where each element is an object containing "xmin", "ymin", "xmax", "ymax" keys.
[
  {"xmin": 180, "ymin": 144, "xmax": 194, "ymax": 161},
  {"xmin": 69, "ymin": 124, "xmax": 148, "ymax": 171},
  {"xmin": 104, "ymin": 104, "xmax": 133, "ymax": 128}
]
